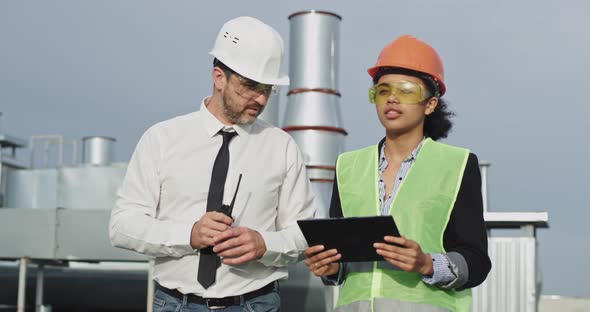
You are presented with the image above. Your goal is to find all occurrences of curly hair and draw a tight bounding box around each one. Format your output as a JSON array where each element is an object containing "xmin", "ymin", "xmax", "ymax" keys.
[{"xmin": 372, "ymin": 67, "xmax": 454, "ymax": 140}]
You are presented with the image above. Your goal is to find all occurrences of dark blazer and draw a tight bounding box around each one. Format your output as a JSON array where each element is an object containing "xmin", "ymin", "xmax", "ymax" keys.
[{"xmin": 329, "ymin": 140, "xmax": 492, "ymax": 289}]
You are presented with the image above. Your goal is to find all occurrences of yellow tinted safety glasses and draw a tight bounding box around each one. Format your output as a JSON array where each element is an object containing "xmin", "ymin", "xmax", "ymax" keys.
[{"xmin": 368, "ymin": 80, "xmax": 432, "ymax": 105}]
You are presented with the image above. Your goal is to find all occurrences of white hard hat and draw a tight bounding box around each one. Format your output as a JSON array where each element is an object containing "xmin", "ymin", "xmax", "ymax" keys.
[{"xmin": 209, "ymin": 16, "xmax": 289, "ymax": 86}]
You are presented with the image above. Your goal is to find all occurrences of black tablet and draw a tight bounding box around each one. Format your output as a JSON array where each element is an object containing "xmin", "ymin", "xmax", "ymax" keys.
[{"xmin": 297, "ymin": 216, "xmax": 400, "ymax": 262}]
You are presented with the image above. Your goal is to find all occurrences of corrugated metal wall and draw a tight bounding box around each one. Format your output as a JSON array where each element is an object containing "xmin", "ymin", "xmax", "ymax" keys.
[{"xmin": 472, "ymin": 237, "xmax": 538, "ymax": 312}]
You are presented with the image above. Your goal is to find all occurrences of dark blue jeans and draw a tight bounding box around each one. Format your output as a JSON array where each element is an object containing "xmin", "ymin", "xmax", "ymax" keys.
[{"xmin": 152, "ymin": 284, "xmax": 281, "ymax": 312}]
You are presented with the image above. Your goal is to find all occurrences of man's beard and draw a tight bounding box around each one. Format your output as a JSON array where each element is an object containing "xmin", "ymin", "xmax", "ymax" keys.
[{"xmin": 220, "ymin": 88, "xmax": 264, "ymax": 125}]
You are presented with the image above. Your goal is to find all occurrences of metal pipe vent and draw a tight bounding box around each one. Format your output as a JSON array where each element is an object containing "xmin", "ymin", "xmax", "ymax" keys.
[
  {"xmin": 82, "ymin": 136, "xmax": 115, "ymax": 166},
  {"xmin": 284, "ymin": 11, "xmax": 346, "ymax": 217}
]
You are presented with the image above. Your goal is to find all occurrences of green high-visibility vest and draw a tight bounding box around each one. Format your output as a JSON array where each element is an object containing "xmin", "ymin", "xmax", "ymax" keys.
[{"xmin": 335, "ymin": 138, "xmax": 472, "ymax": 312}]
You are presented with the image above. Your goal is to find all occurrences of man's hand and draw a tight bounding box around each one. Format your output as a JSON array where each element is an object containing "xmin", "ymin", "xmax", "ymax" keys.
[
  {"xmin": 212, "ymin": 227, "xmax": 267, "ymax": 265},
  {"xmin": 374, "ymin": 236, "xmax": 433, "ymax": 275},
  {"xmin": 304, "ymin": 245, "xmax": 341, "ymax": 277},
  {"xmin": 190, "ymin": 212, "xmax": 233, "ymax": 250}
]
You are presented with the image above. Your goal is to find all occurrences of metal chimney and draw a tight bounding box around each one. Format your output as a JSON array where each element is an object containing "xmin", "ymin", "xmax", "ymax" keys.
[
  {"xmin": 284, "ymin": 11, "xmax": 346, "ymax": 217},
  {"xmin": 82, "ymin": 136, "xmax": 115, "ymax": 166}
]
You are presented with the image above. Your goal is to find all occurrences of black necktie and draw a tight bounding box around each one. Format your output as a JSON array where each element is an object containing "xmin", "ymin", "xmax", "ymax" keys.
[{"xmin": 198, "ymin": 130, "xmax": 237, "ymax": 289}]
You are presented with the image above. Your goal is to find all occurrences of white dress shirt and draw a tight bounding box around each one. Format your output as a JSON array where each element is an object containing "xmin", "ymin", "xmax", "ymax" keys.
[{"xmin": 109, "ymin": 98, "xmax": 317, "ymax": 297}]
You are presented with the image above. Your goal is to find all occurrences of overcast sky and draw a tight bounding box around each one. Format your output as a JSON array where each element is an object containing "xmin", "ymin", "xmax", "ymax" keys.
[{"xmin": 1, "ymin": 0, "xmax": 589, "ymax": 297}]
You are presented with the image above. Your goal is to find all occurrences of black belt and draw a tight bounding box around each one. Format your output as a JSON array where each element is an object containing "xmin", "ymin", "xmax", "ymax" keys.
[{"xmin": 156, "ymin": 282, "xmax": 276, "ymax": 309}]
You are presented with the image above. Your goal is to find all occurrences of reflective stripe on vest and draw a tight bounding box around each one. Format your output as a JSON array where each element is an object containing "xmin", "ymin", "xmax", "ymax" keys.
[
  {"xmin": 335, "ymin": 138, "xmax": 472, "ymax": 312},
  {"xmin": 347, "ymin": 261, "xmax": 401, "ymax": 273},
  {"xmin": 335, "ymin": 298, "xmax": 452, "ymax": 312}
]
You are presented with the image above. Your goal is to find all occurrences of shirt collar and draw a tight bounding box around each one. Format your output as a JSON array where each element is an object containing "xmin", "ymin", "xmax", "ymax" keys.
[
  {"xmin": 199, "ymin": 97, "xmax": 253, "ymax": 138},
  {"xmin": 380, "ymin": 137, "xmax": 426, "ymax": 163},
  {"xmin": 408, "ymin": 138, "xmax": 425, "ymax": 161}
]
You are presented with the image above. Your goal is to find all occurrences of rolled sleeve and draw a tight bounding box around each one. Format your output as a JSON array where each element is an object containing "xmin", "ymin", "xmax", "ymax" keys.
[
  {"xmin": 322, "ymin": 263, "xmax": 346, "ymax": 286},
  {"xmin": 440, "ymin": 252, "xmax": 469, "ymax": 289},
  {"xmin": 258, "ymin": 227, "xmax": 308, "ymax": 266},
  {"xmin": 422, "ymin": 253, "xmax": 458, "ymax": 286}
]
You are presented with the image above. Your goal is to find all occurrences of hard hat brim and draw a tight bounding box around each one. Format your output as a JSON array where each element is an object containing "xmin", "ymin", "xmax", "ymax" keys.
[
  {"xmin": 367, "ymin": 64, "xmax": 446, "ymax": 96},
  {"xmin": 210, "ymin": 52, "xmax": 290, "ymax": 86},
  {"xmin": 259, "ymin": 74, "xmax": 290, "ymax": 86}
]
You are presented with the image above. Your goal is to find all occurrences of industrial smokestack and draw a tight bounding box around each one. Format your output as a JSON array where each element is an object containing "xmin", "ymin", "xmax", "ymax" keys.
[{"xmin": 284, "ymin": 11, "xmax": 346, "ymax": 217}]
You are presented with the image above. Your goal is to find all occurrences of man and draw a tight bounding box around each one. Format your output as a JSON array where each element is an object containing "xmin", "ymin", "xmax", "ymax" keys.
[{"xmin": 109, "ymin": 16, "xmax": 317, "ymax": 311}]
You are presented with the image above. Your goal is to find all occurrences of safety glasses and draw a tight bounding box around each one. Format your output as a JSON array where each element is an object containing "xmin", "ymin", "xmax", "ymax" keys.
[
  {"xmin": 368, "ymin": 80, "xmax": 432, "ymax": 105},
  {"xmin": 232, "ymin": 74, "xmax": 275, "ymax": 101}
]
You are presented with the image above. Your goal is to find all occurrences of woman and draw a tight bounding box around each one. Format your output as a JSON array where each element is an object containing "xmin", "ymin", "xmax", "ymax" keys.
[{"xmin": 304, "ymin": 35, "xmax": 491, "ymax": 312}]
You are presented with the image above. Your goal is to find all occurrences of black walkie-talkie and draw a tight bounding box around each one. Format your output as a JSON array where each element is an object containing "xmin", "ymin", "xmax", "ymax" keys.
[{"xmin": 200, "ymin": 174, "xmax": 242, "ymax": 256}]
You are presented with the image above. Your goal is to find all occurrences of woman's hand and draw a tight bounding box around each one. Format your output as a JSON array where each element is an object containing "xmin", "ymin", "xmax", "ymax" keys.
[
  {"xmin": 374, "ymin": 236, "xmax": 433, "ymax": 275},
  {"xmin": 304, "ymin": 245, "xmax": 342, "ymax": 277}
]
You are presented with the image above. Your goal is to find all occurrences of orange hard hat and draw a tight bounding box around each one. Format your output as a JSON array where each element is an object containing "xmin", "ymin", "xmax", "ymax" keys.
[{"xmin": 368, "ymin": 35, "xmax": 446, "ymax": 95}]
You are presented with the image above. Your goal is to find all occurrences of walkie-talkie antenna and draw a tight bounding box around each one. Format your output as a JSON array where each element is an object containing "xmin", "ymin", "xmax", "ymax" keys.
[{"xmin": 226, "ymin": 174, "xmax": 242, "ymax": 217}]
